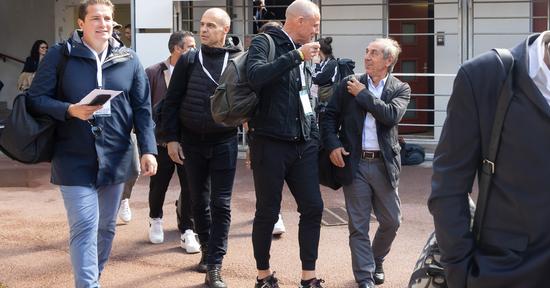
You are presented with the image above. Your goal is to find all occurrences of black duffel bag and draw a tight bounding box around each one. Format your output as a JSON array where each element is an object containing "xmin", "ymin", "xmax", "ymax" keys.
[{"xmin": 0, "ymin": 93, "xmax": 56, "ymax": 164}]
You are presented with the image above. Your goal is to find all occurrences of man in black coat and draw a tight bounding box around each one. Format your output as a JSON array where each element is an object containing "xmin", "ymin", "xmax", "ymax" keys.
[
  {"xmin": 161, "ymin": 8, "xmax": 242, "ymax": 288},
  {"xmin": 321, "ymin": 38, "xmax": 410, "ymax": 288},
  {"xmin": 429, "ymin": 32, "xmax": 550, "ymax": 288},
  {"xmin": 246, "ymin": 1, "xmax": 324, "ymax": 287}
]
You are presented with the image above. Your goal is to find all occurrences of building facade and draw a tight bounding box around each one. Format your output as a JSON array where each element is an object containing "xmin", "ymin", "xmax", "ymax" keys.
[{"xmin": 0, "ymin": 0, "xmax": 548, "ymax": 142}]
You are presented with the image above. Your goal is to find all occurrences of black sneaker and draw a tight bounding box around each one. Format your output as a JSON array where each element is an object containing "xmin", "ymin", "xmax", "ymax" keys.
[
  {"xmin": 255, "ymin": 272, "xmax": 280, "ymax": 288},
  {"xmin": 299, "ymin": 278, "xmax": 325, "ymax": 288},
  {"xmin": 373, "ymin": 262, "xmax": 384, "ymax": 285},
  {"xmin": 205, "ymin": 267, "xmax": 227, "ymax": 288},
  {"xmin": 197, "ymin": 245, "xmax": 208, "ymax": 273}
]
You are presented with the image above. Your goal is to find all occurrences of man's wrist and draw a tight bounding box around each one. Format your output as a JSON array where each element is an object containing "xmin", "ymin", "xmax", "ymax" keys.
[{"xmin": 296, "ymin": 49, "xmax": 305, "ymax": 61}]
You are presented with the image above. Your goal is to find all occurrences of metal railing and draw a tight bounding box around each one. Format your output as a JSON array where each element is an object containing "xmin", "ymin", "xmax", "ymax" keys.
[{"xmin": 0, "ymin": 53, "xmax": 24, "ymax": 64}]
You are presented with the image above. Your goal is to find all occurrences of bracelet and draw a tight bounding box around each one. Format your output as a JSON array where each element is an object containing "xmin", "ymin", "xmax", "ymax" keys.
[{"xmin": 297, "ymin": 49, "xmax": 305, "ymax": 61}]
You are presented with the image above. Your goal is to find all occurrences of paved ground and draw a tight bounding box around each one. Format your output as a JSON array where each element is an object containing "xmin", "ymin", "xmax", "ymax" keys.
[{"xmin": 0, "ymin": 156, "xmax": 435, "ymax": 288}]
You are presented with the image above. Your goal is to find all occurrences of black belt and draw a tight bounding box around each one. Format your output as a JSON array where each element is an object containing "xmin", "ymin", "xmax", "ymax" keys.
[{"xmin": 361, "ymin": 150, "xmax": 381, "ymax": 160}]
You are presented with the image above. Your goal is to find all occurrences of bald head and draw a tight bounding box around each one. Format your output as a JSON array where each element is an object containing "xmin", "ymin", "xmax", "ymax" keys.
[
  {"xmin": 200, "ymin": 8, "xmax": 231, "ymax": 48},
  {"xmin": 283, "ymin": 0, "xmax": 320, "ymax": 45},
  {"xmin": 203, "ymin": 8, "xmax": 231, "ymax": 27},
  {"xmin": 285, "ymin": 0, "xmax": 320, "ymax": 20}
]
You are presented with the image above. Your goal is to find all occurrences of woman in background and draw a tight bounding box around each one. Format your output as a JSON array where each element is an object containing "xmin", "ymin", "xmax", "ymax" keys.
[{"xmin": 17, "ymin": 40, "xmax": 48, "ymax": 91}]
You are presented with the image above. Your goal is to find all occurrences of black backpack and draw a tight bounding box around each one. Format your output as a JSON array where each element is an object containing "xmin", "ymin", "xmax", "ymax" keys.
[
  {"xmin": 153, "ymin": 49, "xmax": 197, "ymax": 142},
  {"xmin": 0, "ymin": 43, "xmax": 68, "ymax": 164},
  {"xmin": 210, "ymin": 33, "xmax": 275, "ymax": 127},
  {"xmin": 334, "ymin": 58, "xmax": 355, "ymax": 82}
]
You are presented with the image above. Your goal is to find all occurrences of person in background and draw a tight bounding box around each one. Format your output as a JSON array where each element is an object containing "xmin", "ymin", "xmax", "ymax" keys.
[
  {"xmin": 146, "ymin": 31, "xmax": 201, "ymax": 254},
  {"xmin": 124, "ymin": 24, "xmax": 131, "ymax": 42},
  {"xmin": 253, "ymin": 0, "xmax": 276, "ymax": 34},
  {"xmin": 321, "ymin": 38, "xmax": 410, "ymax": 288},
  {"xmin": 312, "ymin": 37, "xmax": 338, "ymax": 106},
  {"xmin": 26, "ymin": 0, "xmax": 157, "ymax": 287},
  {"xmin": 17, "ymin": 40, "xmax": 48, "ymax": 91},
  {"xmin": 246, "ymin": 1, "xmax": 324, "ymax": 287},
  {"xmin": 162, "ymin": 8, "xmax": 242, "ymax": 288}
]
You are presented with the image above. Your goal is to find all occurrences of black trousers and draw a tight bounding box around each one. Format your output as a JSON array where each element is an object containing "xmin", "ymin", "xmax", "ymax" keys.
[
  {"xmin": 148, "ymin": 145, "xmax": 194, "ymax": 232},
  {"xmin": 183, "ymin": 136, "xmax": 238, "ymax": 266},
  {"xmin": 250, "ymin": 135, "xmax": 324, "ymax": 271}
]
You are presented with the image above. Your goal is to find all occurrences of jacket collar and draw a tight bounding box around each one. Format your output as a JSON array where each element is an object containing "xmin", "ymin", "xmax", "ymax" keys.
[
  {"xmin": 512, "ymin": 33, "xmax": 550, "ymax": 118},
  {"xmin": 67, "ymin": 30, "xmax": 132, "ymax": 66}
]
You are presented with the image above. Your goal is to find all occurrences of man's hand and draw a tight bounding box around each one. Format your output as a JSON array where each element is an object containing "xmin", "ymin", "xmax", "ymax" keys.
[
  {"xmin": 347, "ymin": 77, "xmax": 366, "ymax": 97},
  {"xmin": 299, "ymin": 42, "xmax": 320, "ymax": 61},
  {"xmin": 167, "ymin": 141, "xmax": 184, "ymax": 165},
  {"xmin": 329, "ymin": 147, "xmax": 350, "ymax": 168},
  {"xmin": 67, "ymin": 104, "xmax": 103, "ymax": 120},
  {"xmin": 140, "ymin": 154, "xmax": 157, "ymax": 176}
]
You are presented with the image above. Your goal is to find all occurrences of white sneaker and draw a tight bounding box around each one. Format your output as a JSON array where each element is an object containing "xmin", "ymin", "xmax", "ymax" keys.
[
  {"xmin": 118, "ymin": 198, "xmax": 132, "ymax": 223},
  {"xmin": 180, "ymin": 229, "xmax": 201, "ymax": 254},
  {"xmin": 272, "ymin": 214, "xmax": 286, "ymax": 235},
  {"xmin": 149, "ymin": 217, "xmax": 164, "ymax": 244}
]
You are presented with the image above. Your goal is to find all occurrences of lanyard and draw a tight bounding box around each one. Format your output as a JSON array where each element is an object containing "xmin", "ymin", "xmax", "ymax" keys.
[
  {"xmin": 281, "ymin": 29, "xmax": 306, "ymax": 89},
  {"xmin": 83, "ymin": 42, "xmax": 108, "ymax": 88},
  {"xmin": 198, "ymin": 49, "xmax": 229, "ymax": 86}
]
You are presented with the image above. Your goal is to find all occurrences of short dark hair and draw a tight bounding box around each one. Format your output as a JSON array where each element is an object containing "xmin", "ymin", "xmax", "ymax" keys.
[
  {"xmin": 258, "ymin": 21, "xmax": 283, "ymax": 33},
  {"xmin": 319, "ymin": 37, "xmax": 333, "ymax": 57},
  {"xmin": 124, "ymin": 24, "xmax": 131, "ymax": 29},
  {"xmin": 168, "ymin": 31, "xmax": 194, "ymax": 53},
  {"xmin": 78, "ymin": 0, "xmax": 114, "ymax": 21}
]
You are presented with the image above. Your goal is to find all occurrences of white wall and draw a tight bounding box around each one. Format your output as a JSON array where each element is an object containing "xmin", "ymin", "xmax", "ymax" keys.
[
  {"xmin": 134, "ymin": 0, "xmax": 172, "ymax": 68},
  {"xmin": 0, "ymin": 0, "xmax": 55, "ymax": 108},
  {"xmin": 320, "ymin": 0, "xmax": 385, "ymax": 74},
  {"xmin": 433, "ymin": 0, "xmax": 460, "ymax": 139}
]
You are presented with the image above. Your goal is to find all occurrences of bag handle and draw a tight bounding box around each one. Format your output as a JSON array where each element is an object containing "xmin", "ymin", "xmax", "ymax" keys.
[{"xmin": 473, "ymin": 48, "xmax": 514, "ymax": 244}]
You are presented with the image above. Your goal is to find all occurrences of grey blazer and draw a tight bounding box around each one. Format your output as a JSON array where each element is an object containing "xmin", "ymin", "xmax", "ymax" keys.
[{"xmin": 321, "ymin": 73, "xmax": 411, "ymax": 188}]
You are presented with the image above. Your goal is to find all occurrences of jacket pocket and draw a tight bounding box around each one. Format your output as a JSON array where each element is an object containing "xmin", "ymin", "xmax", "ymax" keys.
[{"xmin": 468, "ymin": 228, "xmax": 528, "ymax": 285}]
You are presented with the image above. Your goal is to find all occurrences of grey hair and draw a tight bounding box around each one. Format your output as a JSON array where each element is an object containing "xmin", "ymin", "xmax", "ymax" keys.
[{"xmin": 374, "ymin": 38, "xmax": 401, "ymax": 73}]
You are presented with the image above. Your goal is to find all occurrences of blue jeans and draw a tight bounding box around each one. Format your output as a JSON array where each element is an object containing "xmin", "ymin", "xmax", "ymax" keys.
[{"xmin": 60, "ymin": 184, "xmax": 124, "ymax": 288}]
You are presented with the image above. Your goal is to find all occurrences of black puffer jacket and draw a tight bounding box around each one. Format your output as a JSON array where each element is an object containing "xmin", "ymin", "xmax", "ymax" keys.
[
  {"xmin": 162, "ymin": 38, "xmax": 242, "ymax": 145},
  {"xmin": 246, "ymin": 27, "xmax": 318, "ymax": 142}
]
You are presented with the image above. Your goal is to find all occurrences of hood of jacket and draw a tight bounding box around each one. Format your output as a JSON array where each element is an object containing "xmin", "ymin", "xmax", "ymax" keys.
[{"xmin": 66, "ymin": 30, "xmax": 132, "ymax": 66}]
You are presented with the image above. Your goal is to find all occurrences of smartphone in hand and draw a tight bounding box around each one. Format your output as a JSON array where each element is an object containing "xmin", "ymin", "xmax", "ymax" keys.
[{"xmin": 87, "ymin": 94, "xmax": 111, "ymax": 106}]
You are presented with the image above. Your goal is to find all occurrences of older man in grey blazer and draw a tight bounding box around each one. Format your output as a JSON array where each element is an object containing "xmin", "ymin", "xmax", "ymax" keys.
[{"xmin": 321, "ymin": 38, "xmax": 410, "ymax": 288}]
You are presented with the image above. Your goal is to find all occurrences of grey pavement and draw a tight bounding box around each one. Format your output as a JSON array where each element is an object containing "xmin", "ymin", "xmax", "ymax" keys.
[{"xmin": 0, "ymin": 156, "xmax": 435, "ymax": 288}]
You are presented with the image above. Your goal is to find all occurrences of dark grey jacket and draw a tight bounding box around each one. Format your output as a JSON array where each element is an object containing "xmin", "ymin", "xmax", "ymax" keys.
[
  {"xmin": 429, "ymin": 33, "xmax": 550, "ymax": 288},
  {"xmin": 321, "ymin": 74, "xmax": 410, "ymax": 188}
]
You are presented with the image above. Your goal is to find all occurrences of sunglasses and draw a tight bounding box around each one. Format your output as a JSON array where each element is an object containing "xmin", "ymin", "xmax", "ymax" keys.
[{"xmin": 87, "ymin": 117, "xmax": 102, "ymax": 137}]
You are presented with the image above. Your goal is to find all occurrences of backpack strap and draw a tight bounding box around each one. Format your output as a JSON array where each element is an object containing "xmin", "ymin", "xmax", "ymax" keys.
[
  {"xmin": 258, "ymin": 33, "xmax": 276, "ymax": 62},
  {"xmin": 55, "ymin": 42, "xmax": 70, "ymax": 100},
  {"xmin": 473, "ymin": 48, "xmax": 514, "ymax": 244}
]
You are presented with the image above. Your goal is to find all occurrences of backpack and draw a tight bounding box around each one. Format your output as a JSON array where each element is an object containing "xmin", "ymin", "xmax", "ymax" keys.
[
  {"xmin": 317, "ymin": 58, "xmax": 355, "ymax": 103},
  {"xmin": 334, "ymin": 58, "xmax": 355, "ymax": 82},
  {"xmin": 400, "ymin": 142, "xmax": 426, "ymax": 166},
  {"xmin": 210, "ymin": 33, "xmax": 275, "ymax": 127},
  {"xmin": 0, "ymin": 43, "xmax": 68, "ymax": 164},
  {"xmin": 153, "ymin": 49, "xmax": 197, "ymax": 142}
]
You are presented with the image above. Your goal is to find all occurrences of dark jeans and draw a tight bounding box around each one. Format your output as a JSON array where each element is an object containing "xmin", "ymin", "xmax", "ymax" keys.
[
  {"xmin": 148, "ymin": 145, "xmax": 194, "ymax": 232},
  {"xmin": 250, "ymin": 135, "xmax": 324, "ymax": 271},
  {"xmin": 183, "ymin": 136, "xmax": 238, "ymax": 266}
]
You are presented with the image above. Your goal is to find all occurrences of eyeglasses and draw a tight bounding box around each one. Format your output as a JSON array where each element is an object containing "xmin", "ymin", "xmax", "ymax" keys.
[{"xmin": 87, "ymin": 117, "xmax": 102, "ymax": 137}]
